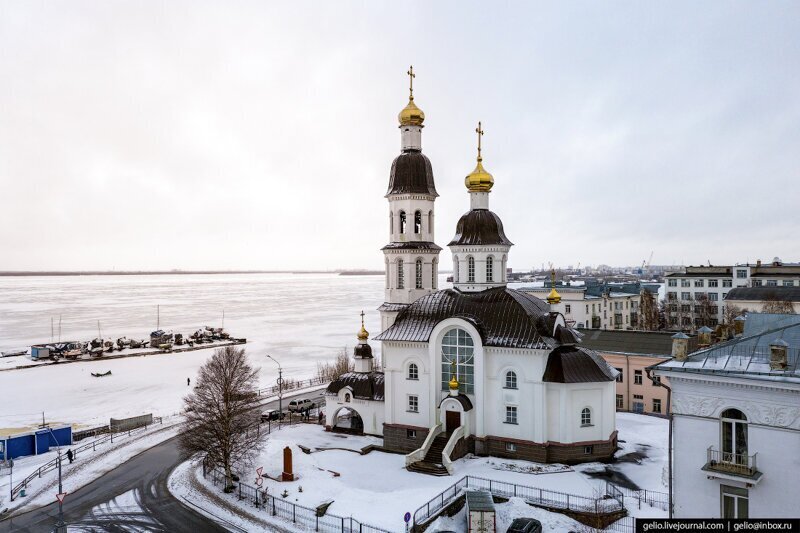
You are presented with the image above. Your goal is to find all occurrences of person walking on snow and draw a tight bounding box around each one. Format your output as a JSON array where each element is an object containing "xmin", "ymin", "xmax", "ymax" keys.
[
  {"xmin": 187, "ymin": 377, "xmax": 190, "ymax": 386},
  {"xmin": 66, "ymin": 449, "xmax": 74, "ymax": 464}
]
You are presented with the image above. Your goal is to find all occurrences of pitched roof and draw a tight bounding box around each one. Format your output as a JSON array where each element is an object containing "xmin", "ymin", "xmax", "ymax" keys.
[
  {"xmin": 448, "ymin": 209, "xmax": 513, "ymax": 246},
  {"xmin": 326, "ymin": 372, "xmax": 385, "ymax": 401},
  {"xmin": 542, "ymin": 346, "xmax": 618, "ymax": 383},
  {"xmin": 386, "ymin": 150, "xmax": 438, "ymax": 197},
  {"xmin": 579, "ymin": 329, "xmax": 697, "ymax": 357},
  {"xmin": 374, "ymin": 287, "xmax": 552, "ymax": 349},
  {"xmin": 725, "ymin": 287, "xmax": 800, "ymax": 302}
]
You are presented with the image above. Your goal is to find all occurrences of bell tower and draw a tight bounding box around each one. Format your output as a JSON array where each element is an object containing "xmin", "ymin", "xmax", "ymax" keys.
[{"xmin": 379, "ymin": 67, "xmax": 441, "ymax": 331}]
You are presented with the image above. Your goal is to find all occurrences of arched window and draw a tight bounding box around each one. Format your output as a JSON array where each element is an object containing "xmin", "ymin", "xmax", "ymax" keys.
[
  {"xmin": 467, "ymin": 256, "xmax": 475, "ymax": 282},
  {"xmin": 502, "ymin": 254, "xmax": 507, "ymax": 282},
  {"xmin": 428, "ymin": 211, "xmax": 433, "ymax": 236},
  {"xmin": 453, "ymin": 256, "xmax": 459, "ymax": 283},
  {"xmin": 486, "ymin": 256, "xmax": 494, "ymax": 282},
  {"xmin": 344, "ymin": 393, "xmax": 351, "ymax": 403},
  {"xmin": 505, "ymin": 371, "xmax": 517, "ymax": 389},
  {"xmin": 397, "ymin": 259, "xmax": 404, "ymax": 289},
  {"xmin": 432, "ymin": 259, "xmax": 437, "ymax": 289},
  {"xmin": 390, "ymin": 211, "xmax": 393, "ymax": 235},
  {"xmin": 407, "ymin": 363, "xmax": 419, "ymax": 380},
  {"xmin": 415, "ymin": 259, "xmax": 423, "ymax": 289},
  {"xmin": 721, "ymin": 409, "xmax": 748, "ymax": 462},
  {"xmin": 441, "ymin": 328, "xmax": 475, "ymax": 394},
  {"xmin": 414, "ymin": 211, "xmax": 422, "ymax": 234},
  {"xmin": 399, "ymin": 211, "xmax": 407, "ymax": 234},
  {"xmin": 581, "ymin": 408, "xmax": 592, "ymax": 426}
]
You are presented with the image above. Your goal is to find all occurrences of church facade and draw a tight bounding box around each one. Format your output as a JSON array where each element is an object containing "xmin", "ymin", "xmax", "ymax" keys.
[{"xmin": 326, "ymin": 69, "xmax": 618, "ymax": 471}]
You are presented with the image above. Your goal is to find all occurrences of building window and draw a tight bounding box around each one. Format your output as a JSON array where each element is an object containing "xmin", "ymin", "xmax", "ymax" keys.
[
  {"xmin": 721, "ymin": 408, "xmax": 748, "ymax": 464},
  {"xmin": 486, "ymin": 256, "xmax": 494, "ymax": 282},
  {"xmin": 397, "ymin": 259, "xmax": 404, "ymax": 289},
  {"xmin": 580, "ymin": 407, "xmax": 592, "ymax": 427},
  {"xmin": 681, "ymin": 279, "xmax": 691, "ymax": 287},
  {"xmin": 441, "ymin": 328, "xmax": 475, "ymax": 394},
  {"xmin": 453, "ymin": 256, "xmax": 459, "ymax": 283},
  {"xmin": 504, "ymin": 371, "xmax": 517, "ymax": 389},
  {"xmin": 652, "ymin": 375, "xmax": 662, "ymax": 385},
  {"xmin": 767, "ymin": 279, "xmax": 778, "ymax": 287},
  {"xmin": 753, "ymin": 279, "xmax": 763, "ymax": 287},
  {"xmin": 681, "ymin": 292, "xmax": 691, "ymax": 301},
  {"xmin": 616, "ymin": 394, "xmax": 624, "ymax": 409},
  {"xmin": 586, "ymin": 304, "xmax": 589, "ymax": 314},
  {"xmin": 667, "ymin": 292, "xmax": 677, "ymax": 301},
  {"xmin": 709, "ymin": 293, "xmax": 719, "ymax": 301},
  {"xmin": 344, "ymin": 393, "xmax": 351, "ymax": 402},
  {"xmin": 615, "ymin": 368, "xmax": 623, "ymax": 382},
  {"xmin": 668, "ymin": 279, "xmax": 677, "ymax": 287},
  {"xmin": 584, "ymin": 445, "xmax": 594, "ymax": 455},
  {"xmin": 784, "ymin": 280, "xmax": 795, "ymax": 287},
  {"xmin": 407, "ymin": 429, "xmax": 417, "ymax": 439},
  {"xmin": 414, "ymin": 211, "xmax": 422, "ymax": 234},
  {"xmin": 505, "ymin": 406, "xmax": 518, "ymax": 424},
  {"xmin": 681, "ymin": 304, "xmax": 691, "ymax": 313},
  {"xmin": 650, "ymin": 397, "xmax": 663, "ymax": 413},
  {"xmin": 467, "ymin": 256, "xmax": 475, "ymax": 282},
  {"xmin": 505, "ymin": 442, "xmax": 516, "ymax": 452},
  {"xmin": 399, "ymin": 211, "xmax": 407, "ymax": 234},
  {"xmin": 407, "ymin": 363, "xmax": 419, "ymax": 380},
  {"xmin": 634, "ymin": 370, "xmax": 643, "ymax": 385},
  {"xmin": 408, "ymin": 395, "xmax": 419, "ymax": 413},
  {"xmin": 723, "ymin": 279, "xmax": 732, "ymax": 287},
  {"xmin": 736, "ymin": 269, "xmax": 747, "ymax": 279},
  {"xmin": 721, "ymin": 485, "xmax": 749, "ymax": 519},
  {"xmin": 694, "ymin": 279, "xmax": 704, "ymax": 287},
  {"xmin": 709, "ymin": 279, "xmax": 718, "ymax": 287},
  {"xmin": 565, "ymin": 304, "xmax": 571, "ymax": 314},
  {"xmin": 415, "ymin": 259, "xmax": 423, "ymax": 289},
  {"xmin": 428, "ymin": 211, "xmax": 433, "ymax": 235},
  {"xmin": 432, "ymin": 259, "xmax": 437, "ymax": 289}
]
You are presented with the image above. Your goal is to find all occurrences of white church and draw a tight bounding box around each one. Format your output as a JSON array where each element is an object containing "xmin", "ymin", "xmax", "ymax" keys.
[{"xmin": 325, "ymin": 69, "xmax": 618, "ymax": 475}]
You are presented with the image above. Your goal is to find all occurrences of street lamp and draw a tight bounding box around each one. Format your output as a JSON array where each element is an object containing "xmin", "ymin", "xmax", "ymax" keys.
[
  {"xmin": 266, "ymin": 355, "xmax": 283, "ymax": 426},
  {"xmin": 45, "ymin": 428, "xmax": 65, "ymax": 533}
]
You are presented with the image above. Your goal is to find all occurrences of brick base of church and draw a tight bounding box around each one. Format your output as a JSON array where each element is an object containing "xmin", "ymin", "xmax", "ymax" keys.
[{"xmin": 384, "ymin": 424, "xmax": 617, "ymax": 465}]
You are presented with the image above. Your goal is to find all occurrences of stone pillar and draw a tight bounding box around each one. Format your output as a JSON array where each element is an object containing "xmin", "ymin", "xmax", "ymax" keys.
[
  {"xmin": 770, "ymin": 339, "xmax": 789, "ymax": 371},
  {"xmin": 281, "ymin": 446, "xmax": 294, "ymax": 481},
  {"xmin": 698, "ymin": 326, "xmax": 712, "ymax": 347}
]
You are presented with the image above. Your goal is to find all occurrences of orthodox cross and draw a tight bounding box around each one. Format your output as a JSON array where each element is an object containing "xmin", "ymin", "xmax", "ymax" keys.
[
  {"xmin": 360, "ymin": 310, "xmax": 365, "ymax": 327},
  {"xmin": 407, "ymin": 66, "xmax": 415, "ymax": 99},
  {"xmin": 476, "ymin": 121, "xmax": 484, "ymax": 160}
]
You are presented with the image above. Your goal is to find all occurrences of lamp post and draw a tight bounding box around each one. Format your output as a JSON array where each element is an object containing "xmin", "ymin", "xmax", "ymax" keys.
[
  {"xmin": 267, "ymin": 355, "xmax": 283, "ymax": 426},
  {"xmin": 46, "ymin": 428, "xmax": 65, "ymax": 532}
]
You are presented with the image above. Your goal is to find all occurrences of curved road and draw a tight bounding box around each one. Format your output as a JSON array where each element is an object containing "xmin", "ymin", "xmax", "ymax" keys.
[{"xmin": 0, "ymin": 390, "xmax": 325, "ymax": 532}]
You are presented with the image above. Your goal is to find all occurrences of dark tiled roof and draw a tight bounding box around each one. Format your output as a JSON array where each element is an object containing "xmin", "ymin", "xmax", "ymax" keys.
[
  {"xmin": 326, "ymin": 372, "xmax": 384, "ymax": 401},
  {"xmin": 579, "ymin": 329, "xmax": 696, "ymax": 357},
  {"xmin": 386, "ymin": 150, "xmax": 438, "ymax": 197},
  {"xmin": 448, "ymin": 209, "xmax": 513, "ymax": 246},
  {"xmin": 377, "ymin": 302, "xmax": 409, "ymax": 313},
  {"xmin": 381, "ymin": 242, "xmax": 443, "ymax": 251},
  {"xmin": 665, "ymin": 268, "xmax": 732, "ymax": 277},
  {"xmin": 542, "ymin": 346, "xmax": 618, "ymax": 383},
  {"xmin": 439, "ymin": 393, "xmax": 474, "ymax": 412},
  {"xmin": 374, "ymin": 287, "xmax": 552, "ymax": 349},
  {"xmin": 354, "ymin": 343, "xmax": 373, "ymax": 359},
  {"xmin": 726, "ymin": 287, "xmax": 800, "ymax": 302}
]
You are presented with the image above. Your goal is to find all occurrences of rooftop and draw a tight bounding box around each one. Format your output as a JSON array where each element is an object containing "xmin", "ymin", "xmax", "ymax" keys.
[
  {"xmin": 579, "ymin": 329, "xmax": 697, "ymax": 357},
  {"xmin": 725, "ymin": 287, "xmax": 800, "ymax": 302}
]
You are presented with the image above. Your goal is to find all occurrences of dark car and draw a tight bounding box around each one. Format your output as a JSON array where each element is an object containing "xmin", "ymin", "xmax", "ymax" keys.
[
  {"xmin": 507, "ymin": 518, "xmax": 543, "ymax": 533},
  {"xmin": 261, "ymin": 409, "xmax": 286, "ymax": 422}
]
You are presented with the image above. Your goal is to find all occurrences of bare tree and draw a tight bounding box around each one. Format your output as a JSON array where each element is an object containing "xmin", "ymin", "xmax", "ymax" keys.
[
  {"xmin": 762, "ymin": 292, "xmax": 796, "ymax": 314},
  {"xmin": 639, "ymin": 289, "xmax": 660, "ymax": 330},
  {"xmin": 180, "ymin": 346, "xmax": 261, "ymax": 490},
  {"xmin": 316, "ymin": 347, "xmax": 354, "ymax": 382},
  {"xmin": 723, "ymin": 303, "xmax": 744, "ymax": 325}
]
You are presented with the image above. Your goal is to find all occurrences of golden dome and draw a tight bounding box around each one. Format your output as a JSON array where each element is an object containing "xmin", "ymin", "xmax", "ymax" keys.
[
  {"xmin": 465, "ymin": 121, "xmax": 494, "ymax": 192},
  {"xmin": 546, "ymin": 287, "xmax": 562, "ymax": 305},
  {"xmin": 449, "ymin": 375, "xmax": 459, "ymax": 390},
  {"xmin": 399, "ymin": 66, "xmax": 425, "ymax": 127},
  {"xmin": 357, "ymin": 311, "xmax": 369, "ymax": 341}
]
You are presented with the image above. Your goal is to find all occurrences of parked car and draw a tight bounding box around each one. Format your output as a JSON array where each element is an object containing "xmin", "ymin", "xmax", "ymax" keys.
[
  {"xmin": 507, "ymin": 518, "xmax": 542, "ymax": 533},
  {"xmin": 288, "ymin": 398, "xmax": 315, "ymax": 413},
  {"xmin": 261, "ymin": 409, "xmax": 286, "ymax": 422}
]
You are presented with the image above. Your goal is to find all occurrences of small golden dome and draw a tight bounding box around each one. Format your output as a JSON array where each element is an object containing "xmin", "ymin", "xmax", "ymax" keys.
[
  {"xmin": 399, "ymin": 98, "xmax": 425, "ymax": 126},
  {"xmin": 357, "ymin": 311, "xmax": 369, "ymax": 341},
  {"xmin": 449, "ymin": 375, "xmax": 459, "ymax": 390},
  {"xmin": 546, "ymin": 287, "xmax": 562, "ymax": 305},
  {"xmin": 465, "ymin": 121, "xmax": 493, "ymax": 192}
]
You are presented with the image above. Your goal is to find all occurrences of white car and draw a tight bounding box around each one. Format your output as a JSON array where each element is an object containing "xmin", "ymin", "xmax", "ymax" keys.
[{"xmin": 288, "ymin": 398, "xmax": 315, "ymax": 413}]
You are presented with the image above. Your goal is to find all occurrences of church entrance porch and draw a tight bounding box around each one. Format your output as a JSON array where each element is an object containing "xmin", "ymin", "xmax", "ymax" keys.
[
  {"xmin": 445, "ymin": 410, "xmax": 460, "ymax": 434},
  {"xmin": 330, "ymin": 407, "xmax": 364, "ymax": 435}
]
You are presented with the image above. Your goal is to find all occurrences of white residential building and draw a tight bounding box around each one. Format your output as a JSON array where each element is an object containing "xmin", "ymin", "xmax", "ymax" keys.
[
  {"xmin": 522, "ymin": 286, "xmax": 640, "ymax": 330},
  {"xmin": 653, "ymin": 314, "xmax": 800, "ymax": 518}
]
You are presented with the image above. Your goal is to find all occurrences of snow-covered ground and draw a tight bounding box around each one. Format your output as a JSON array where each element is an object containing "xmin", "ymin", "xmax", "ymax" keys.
[
  {"xmin": 0, "ymin": 417, "xmax": 181, "ymax": 514},
  {"xmin": 176, "ymin": 413, "xmax": 668, "ymax": 532}
]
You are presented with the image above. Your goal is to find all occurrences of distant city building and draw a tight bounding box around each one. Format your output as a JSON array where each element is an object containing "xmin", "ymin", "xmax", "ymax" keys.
[
  {"xmin": 579, "ymin": 329, "xmax": 697, "ymax": 415},
  {"xmin": 653, "ymin": 313, "xmax": 800, "ymax": 519},
  {"xmin": 724, "ymin": 287, "xmax": 800, "ymax": 315},
  {"xmin": 664, "ymin": 258, "xmax": 800, "ymax": 331}
]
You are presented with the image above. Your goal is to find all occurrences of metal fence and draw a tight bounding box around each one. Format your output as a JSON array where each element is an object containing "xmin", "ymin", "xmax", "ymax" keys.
[
  {"xmin": 605, "ymin": 516, "xmax": 635, "ymax": 532},
  {"xmin": 413, "ymin": 475, "xmax": 625, "ymax": 527},
  {"xmin": 110, "ymin": 413, "xmax": 154, "ymax": 432},
  {"xmin": 204, "ymin": 465, "xmax": 392, "ymax": 533},
  {"xmin": 257, "ymin": 376, "xmax": 327, "ymax": 397},
  {"xmin": 612, "ymin": 485, "xmax": 669, "ymax": 511},
  {"xmin": 11, "ymin": 416, "xmax": 164, "ymax": 500}
]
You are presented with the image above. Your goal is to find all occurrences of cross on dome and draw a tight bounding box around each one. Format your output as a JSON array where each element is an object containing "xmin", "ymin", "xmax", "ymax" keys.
[{"xmin": 407, "ymin": 65, "xmax": 415, "ymax": 100}]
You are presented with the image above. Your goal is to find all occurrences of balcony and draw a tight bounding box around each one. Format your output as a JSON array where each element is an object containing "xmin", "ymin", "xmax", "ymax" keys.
[{"xmin": 702, "ymin": 446, "xmax": 763, "ymax": 484}]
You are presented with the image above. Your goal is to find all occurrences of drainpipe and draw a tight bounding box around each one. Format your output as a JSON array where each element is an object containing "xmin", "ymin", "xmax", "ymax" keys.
[{"xmin": 646, "ymin": 365, "xmax": 672, "ymax": 519}]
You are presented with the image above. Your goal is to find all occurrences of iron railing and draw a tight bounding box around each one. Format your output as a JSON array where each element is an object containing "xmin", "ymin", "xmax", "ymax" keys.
[
  {"xmin": 256, "ymin": 376, "xmax": 327, "ymax": 397},
  {"xmin": 204, "ymin": 464, "xmax": 391, "ymax": 533},
  {"xmin": 611, "ymin": 485, "xmax": 669, "ymax": 511},
  {"xmin": 706, "ymin": 446, "xmax": 759, "ymax": 477}
]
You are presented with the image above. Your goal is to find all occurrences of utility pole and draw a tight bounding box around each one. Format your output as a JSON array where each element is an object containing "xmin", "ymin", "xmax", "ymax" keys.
[
  {"xmin": 47, "ymin": 428, "xmax": 66, "ymax": 532},
  {"xmin": 267, "ymin": 355, "xmax": 283, "ymax": 426}
]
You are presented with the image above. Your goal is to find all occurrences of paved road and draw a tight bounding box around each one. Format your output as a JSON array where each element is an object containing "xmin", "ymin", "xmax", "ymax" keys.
[{"xmin": 0, "ymin": 389, "xmax": 326, "ymax": 532}]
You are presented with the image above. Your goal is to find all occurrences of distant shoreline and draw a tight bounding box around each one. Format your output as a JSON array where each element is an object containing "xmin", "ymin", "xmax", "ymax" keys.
[{"xmin": 0, "ymin": 270, "xmax": 382, "ymax": 277}]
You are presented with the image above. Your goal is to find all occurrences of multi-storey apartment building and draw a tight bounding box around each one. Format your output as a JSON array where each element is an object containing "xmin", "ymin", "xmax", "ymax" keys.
[
  {"xmin": 664, "ymin": 258, "xmax": 800, "ymax": 331},
  {"xmin": 653, "ymin": 314, "xmax": 800, "ymax": 519},
  {"xmin": 522, "ymin": 285, "xmax": 641, "ymax": 330}
]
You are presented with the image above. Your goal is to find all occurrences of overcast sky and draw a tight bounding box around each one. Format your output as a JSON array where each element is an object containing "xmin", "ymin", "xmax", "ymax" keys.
[{"xmin": 1, "ymin": 1, "xmax": 798, "ymax": 272}]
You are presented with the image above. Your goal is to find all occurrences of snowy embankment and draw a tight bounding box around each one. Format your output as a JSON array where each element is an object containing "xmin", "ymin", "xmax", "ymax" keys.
[
  {"xmin": 169, "ymin": 413, "xmax": 669, "ymax": 532},
  {"xmin": 1, "ymin": 417, "xmax": 181, "ymax": 515}
]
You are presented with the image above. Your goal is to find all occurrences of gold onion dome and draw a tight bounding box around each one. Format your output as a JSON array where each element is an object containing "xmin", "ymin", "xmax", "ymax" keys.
[
  {"xmin": 449, "ymin": 375, "xmax": 459, "ymax": 390},
  {"xmin": 357, "ymin": 311, "xmax": 369, "ymax": 341},
  {"xmin": 465, "ymin": 121, "xmax": 494, "ymax": 192},
  {"xmin": 546, "ymin": 268, "xmax": 561, "ymax": 304},
  {"xmin": 398, "ymin": 65, "xmax": 425, "ymax": 126}
]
